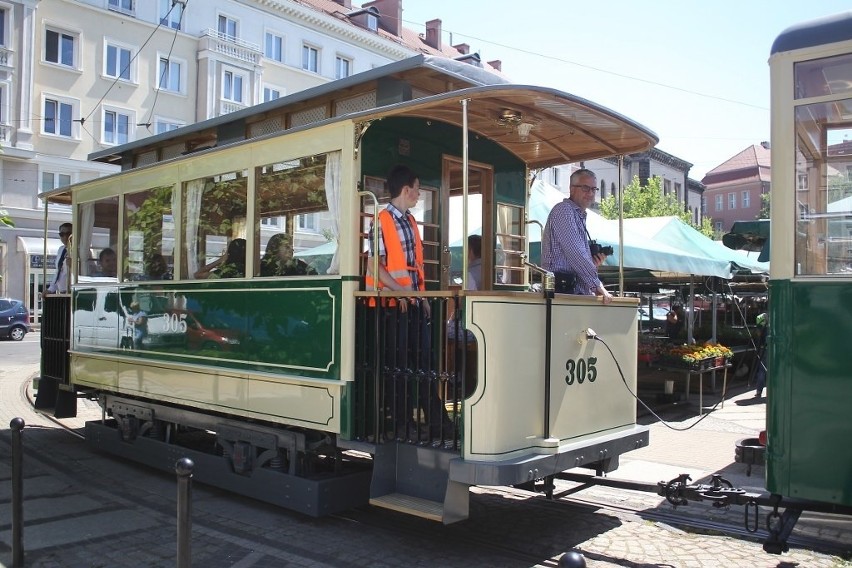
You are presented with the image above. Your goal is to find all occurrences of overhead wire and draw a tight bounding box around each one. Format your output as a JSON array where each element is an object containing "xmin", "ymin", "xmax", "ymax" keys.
[
  {"xmin": 78, "ymin": 0, "xmax": 187, "ymax": 135},
  {"xmin": 142, "ymin": 0, "xmax": 188, "ymax": 132},
  {"xmin": 401, "ymin": 18, "xmax": 769, "ymax": 112}
]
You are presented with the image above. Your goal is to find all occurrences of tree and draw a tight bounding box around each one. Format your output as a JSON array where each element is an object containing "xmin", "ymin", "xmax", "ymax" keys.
[
  {"xmin": 758, "ymin": 192, "xmax": 770, "ymax": 219},
  {"xmin": 599, "ymin": 176, "xmax": 715, "ymax": 237}
]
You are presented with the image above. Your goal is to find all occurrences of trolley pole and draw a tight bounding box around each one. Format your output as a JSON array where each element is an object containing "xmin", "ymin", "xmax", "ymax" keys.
[
  {"xmin": 175, "ymin": 458, "xmax": 194, "ymax": 568},
  {"xmin": 11, "ymin": 417, "xmax": 25, "ymax": 568}
]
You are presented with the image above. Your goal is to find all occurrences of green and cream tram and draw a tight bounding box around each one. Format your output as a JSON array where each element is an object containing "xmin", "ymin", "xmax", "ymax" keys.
[{"xmin": 39, "ymin": 56, "xmax": 656, "ymax": 522}]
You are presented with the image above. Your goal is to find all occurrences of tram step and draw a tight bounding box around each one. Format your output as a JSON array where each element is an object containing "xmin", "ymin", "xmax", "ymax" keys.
[{"xmin": 370, "ymin": 493, "xmax": 443, "ymax": 522}]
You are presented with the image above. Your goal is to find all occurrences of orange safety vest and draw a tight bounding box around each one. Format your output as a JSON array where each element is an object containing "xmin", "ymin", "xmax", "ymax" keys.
[{"xmin": 365, "ymin": 208, "xmax": 425, "ymax": 295}]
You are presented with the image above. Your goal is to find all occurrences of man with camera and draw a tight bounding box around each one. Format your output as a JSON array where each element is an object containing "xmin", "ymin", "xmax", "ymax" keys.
[{"xmin": 541, "ymin": 168, "xmax": 613, "ymax": 303}]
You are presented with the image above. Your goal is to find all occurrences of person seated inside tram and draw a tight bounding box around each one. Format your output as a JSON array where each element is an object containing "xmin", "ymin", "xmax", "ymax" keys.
[
  {"xmin": 260, "ymin": 233, "xmax": 317, "ymax": 276},
  {"xmin": 194, "ymin": 238, "xmax": 247, "ymax": 279},
  {"xmin": 93, "ymin": 247, "xmax": 117, "ymax": 277},
  {"xmin": 145, "ymin": 253, "xmax": 172, "ymax": 280}
]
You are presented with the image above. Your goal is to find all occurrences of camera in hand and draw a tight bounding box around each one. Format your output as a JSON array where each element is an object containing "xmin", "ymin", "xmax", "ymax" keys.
[{"xmin": 589, "ymin": 240, "xmax": 613, "ymax": 257}]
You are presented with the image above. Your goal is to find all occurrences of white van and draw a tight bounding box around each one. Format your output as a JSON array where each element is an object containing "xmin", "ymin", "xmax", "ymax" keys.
[{"xmin": 73, "ymin": 286, "xmax": 183, "ymax": 351}]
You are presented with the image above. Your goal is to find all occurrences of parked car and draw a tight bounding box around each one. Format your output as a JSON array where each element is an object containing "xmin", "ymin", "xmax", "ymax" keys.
[
  {"xmin": 0, "ymin": 298, "xmax": 31, "ymax": 341},
  {"xmin": 171, "ymin": 309, "xmax": 242, "ymax": 351}
]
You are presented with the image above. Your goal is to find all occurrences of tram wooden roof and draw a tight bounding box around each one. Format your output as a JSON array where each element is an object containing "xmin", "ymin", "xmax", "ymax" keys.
[{"xmin": 46, "ymin": 56, "xmax": 656, "ymax": 203}]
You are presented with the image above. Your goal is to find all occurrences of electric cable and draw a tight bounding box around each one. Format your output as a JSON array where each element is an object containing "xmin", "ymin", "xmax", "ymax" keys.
[
  {"xmin": 141, "ymin": 0, "xmax": 188, "ymax": 133},
  {"xmin": 588, "ymin": 330, "xmax": 723, "ymax": 431}
]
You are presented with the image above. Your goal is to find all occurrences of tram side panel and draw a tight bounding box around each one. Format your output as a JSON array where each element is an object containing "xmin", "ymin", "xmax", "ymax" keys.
[
  {"xmin": 767, "ymin": 280, "xmax": 852, "ymax": 507},
  {"xmin": 70, "ymin": 280, "xmax": 346, "ymax": 432},
  {"xmin": 462, "ymin": 294, "xmax": 642, "ymax": 471}
]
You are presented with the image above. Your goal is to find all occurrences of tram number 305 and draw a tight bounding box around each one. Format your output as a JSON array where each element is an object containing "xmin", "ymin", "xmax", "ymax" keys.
[
  {"xmin": 161, "ymin": 312, "xmax": 188, "ymax": 333},
  {"xmin": 565, "ymin": 357, "xmax": 598, "ymax": 385}
]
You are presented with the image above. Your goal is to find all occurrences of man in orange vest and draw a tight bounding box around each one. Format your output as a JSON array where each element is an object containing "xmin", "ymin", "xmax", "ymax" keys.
[{"xmin": 367, "ymin": 165, "xmax": 453, "ymax": 442}]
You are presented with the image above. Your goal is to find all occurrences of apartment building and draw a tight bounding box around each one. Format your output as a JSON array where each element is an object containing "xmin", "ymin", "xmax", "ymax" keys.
[
  {"xmin": 0, "ymin": 0, "xmax": 497, "ymax": 319},
  {"xmin": 701, "ymin": 142, "xmax": 771, "ymax": 233}
]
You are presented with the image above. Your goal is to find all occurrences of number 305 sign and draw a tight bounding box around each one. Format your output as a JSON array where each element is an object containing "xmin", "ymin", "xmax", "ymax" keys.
[{"xmin": 565, "ymin": 357, "xmax": 598, "ymax": 385}]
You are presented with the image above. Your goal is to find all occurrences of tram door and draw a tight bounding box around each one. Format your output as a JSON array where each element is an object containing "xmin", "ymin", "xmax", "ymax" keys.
[{"xmin": 440, "ymin": 157, "xmax": 494, "ymax": 290}]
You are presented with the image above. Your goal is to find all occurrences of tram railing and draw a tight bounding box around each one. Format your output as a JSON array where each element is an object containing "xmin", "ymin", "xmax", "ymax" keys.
[{"xmin": 354, "ymin": 292, "xmax": 473, "ymax": 450}]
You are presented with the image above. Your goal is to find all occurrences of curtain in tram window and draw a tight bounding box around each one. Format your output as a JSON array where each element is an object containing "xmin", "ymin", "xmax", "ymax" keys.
[
  {"xmin": 184, "ymin": 179, "xmax": 205, "ymax": 277},
  {"xmin": 324, "ymin": 151, "xmax": 341, "ymax": 275},
  {"xmin": 496, "ymin": 204, "xmax": 512, "ymax": 284},
  {"xmin": 78, "ymin": 202, "xmax": 95, "ymax": 277},
  {"xmin": 170, "ymin": 182, "xmax": 180, "ymax": 262}
]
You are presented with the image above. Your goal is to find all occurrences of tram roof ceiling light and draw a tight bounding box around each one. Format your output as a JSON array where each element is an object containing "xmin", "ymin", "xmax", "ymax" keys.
[
  {"xmin": 497, "ymin": 108, "xmax": 523, "ymax": 126},
  {"xmin": 517, "ymin": 122, "xmax": 535, "ymax": 142}
]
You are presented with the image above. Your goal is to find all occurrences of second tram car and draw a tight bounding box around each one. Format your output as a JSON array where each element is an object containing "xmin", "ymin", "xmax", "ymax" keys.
[{"xmin": 39, "ymin": 56, "xmax": 657, "ymax": 522}]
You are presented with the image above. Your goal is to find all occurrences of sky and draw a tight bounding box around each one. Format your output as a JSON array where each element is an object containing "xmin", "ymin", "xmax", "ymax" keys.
[{"xmin": 399, "ymin": 1, "xmax": 852, "ymax": 181}]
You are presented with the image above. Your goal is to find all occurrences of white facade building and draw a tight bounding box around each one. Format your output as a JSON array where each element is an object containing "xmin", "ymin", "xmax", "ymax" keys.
[{"xmin": 0, "ymin": 0, "xmax": 495, "ymax": 319}]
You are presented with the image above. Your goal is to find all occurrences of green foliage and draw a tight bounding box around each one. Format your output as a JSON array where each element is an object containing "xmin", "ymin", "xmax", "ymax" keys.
[
  {"xmin": 0, "ymin": 208, "xmax": 14, "ymax": 228},
  {"xmin": 599, "ymin": 176, "xmax": 714, "ymax": 237},
  {"xmin": 758, "ymin": 192, "xmax": 770, "ymax": 219}
]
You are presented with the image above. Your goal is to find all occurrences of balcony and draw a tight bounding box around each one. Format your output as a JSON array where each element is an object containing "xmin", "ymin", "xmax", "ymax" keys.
[
  {"xmin": 199, "ymin": 29, "xmax": 261, "ymax": 65},
  {"xmin": 220, "ymin": 100, "xmax": 247, "ymax": 116},
  {"xmin": 0, "ymin": 46, "xmax": 12, "ymax": 68}
]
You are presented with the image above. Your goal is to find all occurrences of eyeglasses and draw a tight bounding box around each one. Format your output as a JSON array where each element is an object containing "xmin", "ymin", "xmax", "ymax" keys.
[
  {"xmin": 58, "ymin": 231, "xmax": 71, "ymax": 237},
  {"xmin": 572, "ymin": 184, "xmax": 599, "ymax": 193}
]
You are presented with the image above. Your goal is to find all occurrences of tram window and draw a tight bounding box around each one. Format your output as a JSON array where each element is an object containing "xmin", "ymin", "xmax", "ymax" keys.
[
  {"xmin": 183, "ymin": 170, "xmax": 248, "ymax": 279},
  {"xmin": 496, "ymin": 203, "xmax": 525, "ymax": 285},
  {"xmin": 255, "ymin": 152, "xmax": 338, "ymax": 276},
  {"xmin": 795, "ymin": 53, "xmax": 852, "ymax": 99},
  {"xmin": 123, "ymin": 185, "xmax": 175, "ymax": 281},
  {"xmin": 78, "ymin": 197, "xmax": 119, "ymax": 280},
  {"xmin": 794, "ymin": 102, "xmax": 852, "ymax": 276}
]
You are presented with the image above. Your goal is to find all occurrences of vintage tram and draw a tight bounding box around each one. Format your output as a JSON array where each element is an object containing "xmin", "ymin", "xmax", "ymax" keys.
[
  {"xmin": 762, "ymin": 11, "xmax": 852, "ymax": 533},
  {"xmin": 37, "ymin": 56, "xmax": 658, "ymax": 522}
]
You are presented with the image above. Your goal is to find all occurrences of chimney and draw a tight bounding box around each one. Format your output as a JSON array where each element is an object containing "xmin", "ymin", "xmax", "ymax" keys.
[
  {"xmin": 453, "ymin": 43, "xmax": 469, "ymax": 55},
  {"xmin": 332, "ymin": 0, "xmax": 352, "ymax": 8},
  {"xmin": 487, "ymin": 59, "xmax": 502, "ymax": 72},
  {"xmin": 362, "ymin": 0, "xmax": 402, "ymax": 36},
  {"xmin": 425, "ymin": 19, "xmax": 441, "ymax": 49}
]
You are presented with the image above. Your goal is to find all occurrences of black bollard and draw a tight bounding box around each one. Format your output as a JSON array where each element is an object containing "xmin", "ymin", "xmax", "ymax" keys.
[
  {"xmin": 175, "ymin": 458, "xmax": 194, "ymax": 568},
  {"xmin": 10, "ymin": 418, "xmax": 25, "ymax": 568},
  {"xmin": 558, "ymin": 550, "xmax": 587, "ymax": 568}
]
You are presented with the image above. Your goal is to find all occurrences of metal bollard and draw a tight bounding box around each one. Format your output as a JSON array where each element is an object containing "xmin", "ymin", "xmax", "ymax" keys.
[
  {"xmin": 10, "ymin": 418, "xmax": 25, "ymax": 568},
  {"xmin": 175, "ymin": 457, "xmax": 194, "ymax": 568}
]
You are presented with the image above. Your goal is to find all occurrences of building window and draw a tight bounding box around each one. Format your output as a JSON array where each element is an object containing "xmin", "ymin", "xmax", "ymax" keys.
[
  {"xmin": 674, "ymin": 182, "xmax": 682, "ymax": 199},
  {"xmin": 263, "ymin": 87, "xmax": 281, "ymax": 102},
  {"xmin": 265, "ymin": 32, "xmax": 283, "ymax": 62},
  {"xmin": 159, "ymin": 0, "xmax": 182, "ymax": 30},
  {"xmin": 297, "ymin": 213, "xmax": 318, "ymax": 232},
  {"xmin": 158, "ymin": 57, "xmax": 182, "ymax": 92},
  {"xmin": 43, "ymin": 97, "xmax": 75, "ymax": 137},
  {"xmin": 302, "ymin": 44, "xmax": 319, "ymax": 73},
  {"xmin": 552, "ymin": 168, "xmax": 560, "ymax": 186},
  {"xmin": 223, "ymin": 71, "xmax": 244, "ymax": 103},
  {"xmin": 103, "ymin": 108, "xmax": 132, "ymax": 145},
  {"xmin": 714, "ymin": 221, "xmax": 723, "ymax": 232},
  {"xmin": 0, "ymin": 7, "xmax": 7, "ymax": 47},
  {"xmin": 105, "ymin": 42, "xmax": 132, "ymax": 81},
  {"xmin": 701, "ymin": 196, "xmax": 707, "ymax": 212},
  {"xmin": 218, "ymin": 14, "xmax": 238, "ymax": 40},
  {"xmin": 45, "ymin": 28, "xmax": 76, "ymax": 67},
  {"xmin": 108, "ymin": 0, "xmax": 134, "ymax": 15},
  {"xmin": 155, "ymin": 118, "xmax": 183, "ymax": 134},
  {"xmin": 742, "ymin": 190, "xmax": 751, "ymax": 208},
  {"xmin": 335, "ymin": 56, "xmax": 351, "ymax": 79},
  {"xmin": 728, "ymin": 192, "xmax": 737, "ymax": 209},
  {"xmin": 663, "ymin": 179, "xmax": 672, "ymax": 195},
  {"xmin": 42, "ymin": 171, "xmax": 72, "ymax": 191},
  {"xmin": 797, "ymin": 173, "xmax": 808, "ymax": 191},
  {"xmin": 261, "ymin": 217, "xmax": 281, "ymax": 227},
  {"xmin": 714, "ymin": 194, "xmax": 723, "ymax": 211}
]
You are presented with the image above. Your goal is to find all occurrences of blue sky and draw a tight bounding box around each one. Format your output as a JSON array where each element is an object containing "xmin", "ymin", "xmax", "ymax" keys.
[{"xmin": 400, "ymin": 1, "xmax": 852, "ymax": 180}]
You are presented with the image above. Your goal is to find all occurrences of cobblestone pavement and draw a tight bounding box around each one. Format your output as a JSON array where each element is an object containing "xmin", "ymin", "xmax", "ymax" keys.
[{"xmin": 1, "ymin": 362, "xmax": 850, "ymax": 568}]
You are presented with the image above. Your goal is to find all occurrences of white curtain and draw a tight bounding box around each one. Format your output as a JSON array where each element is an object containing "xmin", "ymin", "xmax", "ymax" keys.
[
  {"xmin": 184, "ymin": 179, "xmax": 205, "ymax": 277},
  {"xmin": 324, "ymin": 151, "xmax": 341, "ymax": 274},
  {"xmin": 169, "ymin": 184, "xmax": 180, "ymax": 260},
  {"xmin": 78, "ymin": 202, "xmax": 95, "ymax": 277}
]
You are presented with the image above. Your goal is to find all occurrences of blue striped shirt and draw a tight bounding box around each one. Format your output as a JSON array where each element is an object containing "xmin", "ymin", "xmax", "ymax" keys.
[{"xmin": 541, "ymin": 199, "xmax": 601, "ymax": 295}]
